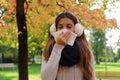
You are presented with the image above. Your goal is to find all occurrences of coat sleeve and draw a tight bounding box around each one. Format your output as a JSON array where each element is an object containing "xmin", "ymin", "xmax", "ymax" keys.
[
  {"xmin": 41, "ymin": 43, "xmax": 64, "ymax": 80},
  {"xmin": 91, "ymin": 52, "xmax": 96, "ymax": 80}
]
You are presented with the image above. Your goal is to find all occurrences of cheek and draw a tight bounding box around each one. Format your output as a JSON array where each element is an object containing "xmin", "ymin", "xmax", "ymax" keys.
[{"xmin": 70, "ymin": 27, "xmax": 75, "ymax": 33}]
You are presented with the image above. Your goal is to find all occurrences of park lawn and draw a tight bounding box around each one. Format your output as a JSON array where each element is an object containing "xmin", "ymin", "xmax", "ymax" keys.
[
  {"xmin": 0, "ymin": 62, "xmax": 120, "ymax": 80},
  {"xmin": 28, "ymin": 63, "xmax": 41, "ymax": 80},
  {"xmin": 95, "ymin": 62, "xmax": 120, "ymax": 71},
  {"xmin": 0, "ymin": 63, "xmax": 41, "ymax": 80}
]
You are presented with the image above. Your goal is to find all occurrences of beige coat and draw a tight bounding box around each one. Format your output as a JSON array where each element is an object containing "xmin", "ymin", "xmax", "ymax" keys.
[{"xmin": 41, "ymin": 44, "xmax": 96, "ymax": 80}]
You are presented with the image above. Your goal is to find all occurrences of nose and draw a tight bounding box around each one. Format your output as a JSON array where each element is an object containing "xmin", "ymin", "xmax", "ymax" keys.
[{"xmin": 63, "ymin": 26, "xmax": 67, "ymax": 29}]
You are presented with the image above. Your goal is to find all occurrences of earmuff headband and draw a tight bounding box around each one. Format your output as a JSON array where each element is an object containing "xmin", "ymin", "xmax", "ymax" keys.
[{"xmin": 50, "ymin": 23, "xmax": 84, "ymax": 37}]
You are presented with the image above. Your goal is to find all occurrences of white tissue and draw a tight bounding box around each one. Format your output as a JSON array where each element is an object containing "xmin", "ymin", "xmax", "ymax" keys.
[{"xmin": 53, "ymin": 29, "xmax": 77, "ymax": 46}]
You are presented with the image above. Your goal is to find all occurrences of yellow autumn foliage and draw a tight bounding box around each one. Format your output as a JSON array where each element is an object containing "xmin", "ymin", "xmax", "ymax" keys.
[{"xmin": 0, "ymin": 0, "xmax": 118, "ymax": 37}]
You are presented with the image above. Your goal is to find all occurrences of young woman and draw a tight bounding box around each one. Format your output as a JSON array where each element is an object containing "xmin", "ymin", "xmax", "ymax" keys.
[{"xmin": 41, "ymin": 12, "xmax": 96, "ymax": 80}]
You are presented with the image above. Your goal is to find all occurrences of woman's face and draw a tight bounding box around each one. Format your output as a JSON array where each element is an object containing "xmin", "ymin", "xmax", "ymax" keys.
[{"xmin": 57, "ymin": 18, "xmax": 75, "ymax": 32}]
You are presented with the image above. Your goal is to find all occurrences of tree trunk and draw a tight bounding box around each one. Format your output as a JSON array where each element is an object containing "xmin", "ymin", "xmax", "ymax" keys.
[
  {"xmin": 16, "ymin": 0, "xmax": 28, "ymax": 80},
  {"xmin": 95, "ymin": 50, "xmax": 100, "ymax": 64},
  {"xmin": 32, "ymin": 54, "xmax": 35, "ymax": 63},
  {"xmin": 2, "ymin": 53, "xmax": 4, "ymax": 63}
]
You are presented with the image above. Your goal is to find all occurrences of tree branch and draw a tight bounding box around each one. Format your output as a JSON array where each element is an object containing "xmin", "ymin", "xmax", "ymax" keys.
[{"xmin": 56, "ymin": 2, "xmax": 67, "ymax": 10}]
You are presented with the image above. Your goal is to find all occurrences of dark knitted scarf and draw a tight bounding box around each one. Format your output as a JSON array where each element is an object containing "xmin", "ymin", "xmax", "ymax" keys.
[{"xmin": 59, "ymin": 41, "xmax": 80, "ymax": 67}]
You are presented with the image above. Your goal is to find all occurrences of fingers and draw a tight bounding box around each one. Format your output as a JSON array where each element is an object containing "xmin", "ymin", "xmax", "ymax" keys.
[
  {"xmin": 56, "ymin": 31, "xmax": 72, "ymax": 46},
  {"xmin": 61, "ymin": 31, "xmax": 71, "ymax": 42}
]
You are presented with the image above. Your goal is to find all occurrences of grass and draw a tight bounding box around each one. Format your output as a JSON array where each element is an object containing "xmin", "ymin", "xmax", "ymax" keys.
[
  {"xmin": 28, "ymin": 63, "xmax": 41, "ymax": 80},
  {"xmin": 0, "ymin": 62, "xmax": 120, "ymax": 80},
  {"xmin": 95, "ymin": 62, "xmax": 120, "ymax": 71},
  {"xmin": 0, "ymin": 63, "xmax": 41, "ymax": 80},
  {"xmin": 95, "ymin": 62, "xmax": 120, "ymax": 80}
]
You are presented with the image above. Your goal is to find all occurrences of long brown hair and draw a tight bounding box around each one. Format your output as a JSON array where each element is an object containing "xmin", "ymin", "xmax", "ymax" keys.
[{"xmin": 43, "ymin": 12, "xmax": 93, "ymax": 80}]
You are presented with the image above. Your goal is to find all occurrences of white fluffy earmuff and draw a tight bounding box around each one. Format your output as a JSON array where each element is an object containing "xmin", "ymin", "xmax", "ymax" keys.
[
  {"xmin": 50, "ymin": 23, "xmax": 84, "ymax": 37},
  {"xmin": 50, "ymin": 24, "xmax": 56, "ymax": 36},
  {"xmin": 75, "ymin": 23, "xmax": 84, "ymax": 36}
]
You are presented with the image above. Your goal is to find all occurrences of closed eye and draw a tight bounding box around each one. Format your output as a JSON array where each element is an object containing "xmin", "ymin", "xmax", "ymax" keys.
[
  {"xmin": 67, "ymin": 24, "xmax": 72, "ymax": 29},
  {"xmin": 57, "ymin": 25, "xmax": 63, "ymax": 30}
]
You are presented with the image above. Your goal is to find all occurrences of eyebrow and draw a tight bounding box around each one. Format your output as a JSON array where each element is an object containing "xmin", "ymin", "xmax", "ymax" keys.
[
  {"xmin": 67, "ymin": 24, "xmax": 72, "ymax": 25},
  {"xmin": 58, "ymin": 23, "xmax": 72, "ymax": 25},
  {"xmin": 57, "ymin": 24, "xmax": 63, "ymax": 27},
  {"xmin": 67, "ymin": 24, "xmax": 73, "ymax": 26}
]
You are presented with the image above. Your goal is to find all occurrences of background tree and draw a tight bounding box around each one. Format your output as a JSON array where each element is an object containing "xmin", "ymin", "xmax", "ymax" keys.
[
  {"xmin": 1, "ymin": 0, "xmax": 118, "ymax": 52},
  {"xmin": 25, "ymin": 0, "xmax": 117, "ymax": 53},
  {"xmin": 116, "ymin": 37, "xmax": 120, "ymax": 62},
  {"xmin": 114, "ymin": 48, "xmax": 120, "ymax": 62},
  {"xmin": 105, "ymin": 46, "xmax": 115, "ymax": 62},
  {"xmin": 89, "ymin": 29, "xmax": 106, "ymax": 64}
]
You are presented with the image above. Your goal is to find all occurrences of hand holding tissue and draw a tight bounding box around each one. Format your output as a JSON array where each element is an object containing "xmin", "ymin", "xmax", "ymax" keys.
[{"xmin": 53, "ymin": 29, "xmax": 77, "ymax": 46}]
